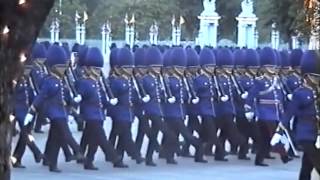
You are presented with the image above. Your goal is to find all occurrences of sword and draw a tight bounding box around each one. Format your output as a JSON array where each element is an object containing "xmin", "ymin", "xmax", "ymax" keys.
[{"xmin": 279, "ymin": 123, "xmax": 299, "ymax": 156}]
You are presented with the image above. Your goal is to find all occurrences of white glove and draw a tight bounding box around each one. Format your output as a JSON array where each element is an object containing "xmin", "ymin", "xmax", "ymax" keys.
[
  {"xmin": 168, "ymin": 96, "xmax": 176, "ymax": 104},
  {"xmin": 74, "ymin": 95, "xmax": 82, "ymax": 103},
  {"xmin": 245, "ymin": 112, "xmax": 254, "ymax": 120},
  {"xmin": 142, "ymin": 95, "xmax": 151, "ymax": 103},
  {"xmin": 241, "ymin": 91, "xmax": 249, "ymax": 99},
  {"xmin": 110, "ymin": 98, "xmax": 118, "ymax": 106},
  {"xmin": 287, "ymin": 94, "xmax": 293, "ymax": 101},
  {"xmin": 220, "ymin": 95, "xmax": 229, "ymax": 102},
  {"xmin": 24, "ymin": 113, "xmax": 34, "ymax": 126},
  {"xmin": 270, "ymin": 132, "xmax": 282, "ymax": 146},
  {"xmin": 192, "ymin": 97, "xmax": 200, "ymax": 104},
  {"xmin": 68, "ymin": 115, "xmax": 75, "ymax": 122},
  {"xmin": 315, "ymin": 135, "xmax": 320, "ymax": 149},
  {"xmin": 280, "ymin": 135, "xmax": 290, "ymax": 152}
]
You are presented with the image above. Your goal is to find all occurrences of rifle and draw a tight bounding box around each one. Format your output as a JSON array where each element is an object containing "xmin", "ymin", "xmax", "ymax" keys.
[
  {"xmin": 132, "ymin": 74, "xmax": 147, "ymax": 99},
  {"xmin": 64, "ymin": 67, "xmax": 78, "ymax": 98},
  {"xmin": 101, "ymin": 72, "xmax": 116, "ymax": 100},
  {"xmin": 231, "ymin": 74, "xmax": 245, "ymax": 96},
  {"xmin": 159, "ymin": 73, "xmax": 173, "ymax": 99},
  {"xmin": 183, "ymin": 75, "xmax": 197, "ymax": 103},
  {"xmin": 212, "ymin": 74, "xmax": 226, "ymax": 101}
]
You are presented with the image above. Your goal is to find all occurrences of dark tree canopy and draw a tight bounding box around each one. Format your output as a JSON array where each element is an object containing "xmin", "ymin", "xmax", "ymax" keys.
[
  {"xmin": 0, "ymin": 0, "xmax": 54, "ymax": 179},
  {"xmin": 39, "ymin": 0, "xmax": 308, "ymax": 43}
]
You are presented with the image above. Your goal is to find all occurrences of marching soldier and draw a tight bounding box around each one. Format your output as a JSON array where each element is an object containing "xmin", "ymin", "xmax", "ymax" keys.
[
  {"xmin": 194, "ymin": 47, "xmax": 226, "ymax": 161},
  {"xmin": 108, "ymin": 47, "xmax": 144, "ymax": 164},
  {"xmin": 158, "ymin": 49, "xmax": 175, "ymax": 160},
  {"xmin": 162, "ymin": 47, "xmax": 207, "ymax": 164},
  {"xmin": 214, "ymin": 48, "xmax": 246, "ymax": 160},
  {"xmin": 75, "ymin": 47, "xmax": 128, "ymax": 170},
  {"xmin": 181, "ymin": 47, "xmax": 202, "ymax": 157},
  {"xmin": 30, "ymin": 43, "xmax": 48, "ymax": 133},
  {"xmin": 245, "ymin": 47, "xmax": 291, "ymax": 166},
  {"xmin": 277, "ymin": 50, "xmax": 300, "ymax": 158},
  {"xmin": 234, "ymin": 49, "xmax": 260, "ymax": 160},
  {"xmin": 142, "ymin": 47, "xmax": 178, "ymax": 166},
  {"xmin": 30, "ymin": 43, "xmax": 74, "ymax": 164},
  {"xmin": 133, "ymin": 48, "xmax": 151, "ymax": 155},
  {"xmin": 281, "ymin": 50, "xmax": 320, "ymax": 180},
  {"xmin": 12, "ymin": 47, "xmax": 44, "ymax": 168},
  {"xmin": 77, "ymin": 45, "xmax": 90, "ymax": 156},
  {"xmin": 107, "ymin": 48, "xmax": 119, "ymax": 148},
  {"xmin": 65, "ymin": 43, "xmax": 85, "ymax": 132},
  {"xmin": 24, "ymin": 45, "xmax": 83, "ymax": 172}
]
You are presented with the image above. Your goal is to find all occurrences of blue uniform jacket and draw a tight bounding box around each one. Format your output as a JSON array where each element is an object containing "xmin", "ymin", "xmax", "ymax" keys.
[
  {"xmin": 32, "ymin": 75, "xmax": 74, "ymax": 121},
  {"xmin": 162, "ymin": 76, "xmax": 187, "ymax": 120},
  {"xmin": 76, "ymin": 78, "xmax": 108, "ymax": 121},
  {"xmin": 30, "ymin": 65, "xmax": 46, "ymax": 91},
  {"xmin": 246, "ymin": 76, "xmax": 284, "ymax": 122},
  {"xmin": 193, "ymin": 74, "xmax": 216, "ymax": 117},
  {"xmin": 14, "ymin": 78, "xmax": 35, "ymax": 125},
  {"xmin": 234, "ymin": 75, "xmax": 254, "ymax": 115},
  {"xmin": 282, "ymin": 86, "xmax": 318, "ymax": 142},
  {"xmin": 109, "ymin": 76, "xmax": 136, "ymax": 122},
  {"xmin": 215, "ymin": 75, "xmax": 236, "ymax": 117},
  {"xmin": 142, "ymin": 74, "xmax": 164, "ymax": 117},
  {"xmin": 185, "ymin": 75, "xmax": 199, "ymax": 116}
]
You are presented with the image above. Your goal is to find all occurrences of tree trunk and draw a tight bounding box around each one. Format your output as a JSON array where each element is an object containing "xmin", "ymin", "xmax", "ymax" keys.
[{"xmin": 0, "ymin": 1, "xmax": 54, "ymax": 179}]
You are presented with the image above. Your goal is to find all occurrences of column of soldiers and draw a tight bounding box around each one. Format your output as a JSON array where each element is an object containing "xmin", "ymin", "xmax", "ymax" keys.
[{"xmin": 11, "ymin": 41, "xmax": 320, "ymax": 179}]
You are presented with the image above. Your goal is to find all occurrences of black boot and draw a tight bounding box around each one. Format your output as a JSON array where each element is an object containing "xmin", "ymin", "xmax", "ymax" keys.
[
  {"xmin": 181, "ymin": 147, "xmax": 193, "ymax": 158},
  {"xmin": 214, "ymin": 156, "xmax": 228, "ymax": 162},
  {"xmin": 166, "ymin": 158, "xmax": 178, "ymax": 165},
  {"xmin": 65, "ymin": 155, "xmax": 76, "ymax": 162},
  {"xmin": 281, "ymin": 155, "xmax": 293, "ymax": 164},
  {"xmin": 195, "ymin": 158, "xmax": 208, "ymax": 163},
  {"xmin": 113, "ymin": 161, "xmax": 129, "ymax": 168},
  {"xmin": 75, "ymin": 152, "xmax": 85, "ymax": 162},
  {"xmin": 42, "ymin": 157, "xmax": 50, "ymax": 166},
  {"xmin": 238, "ymin": 155, "xmax": 251, "ymax": 160},
  {"xmin": 84, "ymin": 162, "xmax": 99, "ymax": 170},
  {"xmin": 13, "ymin": 161, "xmax": 26, "ymax": 169},
  {"xmin": 146, "ymin": 159, "xmax": 157, "ymax": 167},
  {"xmin": 35, "ymin": 153, "xmax": 44, "ymax": 163},
  {"xmin": 255, "ymin": 162, "xmax": 269, "ymax": 167},
  {"xmin": 135, "ymin": 156, "xmax": 145, "ymax": 164},
  {"xmin": 49, "ymin": 166, "xmax": 62, "ymax": 173}
]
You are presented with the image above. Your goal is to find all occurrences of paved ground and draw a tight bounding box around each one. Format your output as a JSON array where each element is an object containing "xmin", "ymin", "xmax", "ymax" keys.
[{"xmin": 11, "ymin": 119, "xmax": 320, "ymax": 180}]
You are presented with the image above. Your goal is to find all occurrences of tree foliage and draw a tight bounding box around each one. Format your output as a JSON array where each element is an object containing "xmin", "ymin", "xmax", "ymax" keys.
[
  {"xmin": 0, "ymin": 1, "xmax": 54, "ymax": 179},
  {"xmin": 39, "ymin": 0, "xmax": 308, "ymax": 43},
  {"xmin": 256, "ymin": 0, "xmax": 307, "ymax": 44}
]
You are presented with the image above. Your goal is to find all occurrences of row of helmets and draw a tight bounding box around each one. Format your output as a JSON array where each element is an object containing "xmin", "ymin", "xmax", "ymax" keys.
[
  {"xmin": 30, "ymin": 41, "xmax": 320, "ymax": 76},
  {"xmin": 109, "ymin": 45, "xmax": 320, "ymax": 77},
  {"xmin": 31, "ymin": 42, "xmax": 104, "ymax": 68}
]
